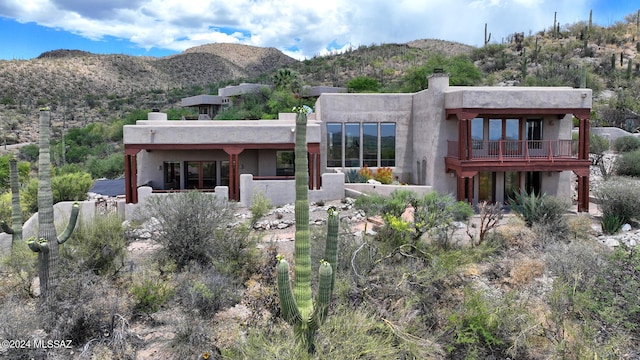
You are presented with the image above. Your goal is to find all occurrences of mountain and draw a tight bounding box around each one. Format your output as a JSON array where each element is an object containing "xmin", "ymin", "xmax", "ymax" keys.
[{"xmin": 2, "ymin": 13, "xmax": 640, "ymax": 144}]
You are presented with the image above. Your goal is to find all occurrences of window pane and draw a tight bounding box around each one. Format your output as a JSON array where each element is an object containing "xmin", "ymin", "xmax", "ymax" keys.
[
  {"xmin": 471, "ymin": 118, "xmax": 484, "ymax": 141},
  {"xmin": 220, "ymin": 161, "xmax": 229, "ymax": 186},
  {"xmin": 276, "ymin": 151, "xmax": 295, "ymax": 176},
  {"xmin": 344, "ymin": 123, "xmax": 360, "ymax": 167},
  {"xmin": 380, "ymin": 123, "xmax": 396, "ymax": 167},
  {"xmin": 326, "ymin": 123, "xmax": 342, "ymax": 167},
  {"xmin": 363, "ymin": 123, "xmax": 378, "ymax": 167},
  {"xmin": 202, "ymin": 162, "xmax": 216, "ymax": 189},
  {"xmin": 489, "ymin": 119, "xmax": 502, "ymax": 141},
  {"xmin": 505, "ymin": 119, "xmax": 519, "ymax": 140},
  {"xmin": 186, "ymin": 162, "xmax": 200, "ymax": 189},
  {"xmin": 163, "ymin": 162, "xmax": 180, "ymax": 189}
]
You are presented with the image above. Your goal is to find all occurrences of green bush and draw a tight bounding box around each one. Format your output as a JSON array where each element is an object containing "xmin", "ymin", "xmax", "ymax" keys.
[
  {"xmin": 144, "ymin": 191, "xmax": 258, "ymax": 277},
  {"xmin": 131, "ymin": 273, "xmax": 174, "ymax": 313},
  {"xmin": 86, "ymin": 153, "xmax": 125, "ymax": 179},
  {"xmin": 175, "ymin": 266, "xmax": 241, "ymax": 317},
  {"xmin": 62, "ymin": 212, "xmax": 126, "ymax": 277},
  {"xmin": 250, "ymin": 190, "xmax": 272, "ymax": 226},
  {"xmin": 594, "ymin": 177, "xmax": 640, "ymax": 225},
  {"xmin": 613, "ymin": 135, "xmax": 640, "ymax": 153},
  {"xmin": 21, "ymin": 171, "xmax": 93, "ymax": 213},
  {"xmin": 614, "ymin": 149, "xmax": 640, "ymax": 177},
  {"xmin": 508, "ymin": 191, "xmax": 569, "ymax": 227}
]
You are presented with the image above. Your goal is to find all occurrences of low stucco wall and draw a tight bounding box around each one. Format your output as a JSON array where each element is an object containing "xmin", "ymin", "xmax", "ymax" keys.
[
  {"xmin": 345, "ymin": 183, "xmax": 434, "ymax": 198},
  {"xmin": 240, "ymin": 173, "xmax": 345, "ymax": 207},
  {"xmin": 123, "ymin": 186, "xmax": 229, "ymax": 221},
  {"xmin": 1, "ymin": 200, "xmax": 115, "ymax": 256}
]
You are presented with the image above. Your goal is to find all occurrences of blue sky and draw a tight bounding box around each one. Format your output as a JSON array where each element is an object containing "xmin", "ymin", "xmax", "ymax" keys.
[{"xmin": 0, "ymin": 0, "xmax": 638, "ymax": 61}]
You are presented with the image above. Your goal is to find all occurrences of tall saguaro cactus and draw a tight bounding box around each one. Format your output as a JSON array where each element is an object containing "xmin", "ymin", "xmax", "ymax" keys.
[
  {"xmin": 27, "ymin": 109, "xmax": 80, "ymax": 298},
  {"xmin": 276, "ymin": 109, "xmax": 339, "ymax": 353},
  {"xmin": 1, "ymin": 159, "xmax": 23, "ymax": 247}
]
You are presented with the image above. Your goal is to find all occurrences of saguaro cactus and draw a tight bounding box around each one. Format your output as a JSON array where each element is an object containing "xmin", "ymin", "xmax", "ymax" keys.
[
  {"xmin": 1, "ymin": 159, "xmax": 23, "ymax": 247},
  {"xmin": 276, "ymin": 109, "xmax": 339, "ymax": 353},
  {"xmin": 27, "ymin": 109, "xmax": 80, "ymax": 298}
]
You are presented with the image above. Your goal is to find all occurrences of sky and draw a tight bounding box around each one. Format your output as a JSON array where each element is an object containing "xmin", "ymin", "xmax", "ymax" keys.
[{"xmin": 0, "ymin": 0, "xmax": 638, "ymax": 61}]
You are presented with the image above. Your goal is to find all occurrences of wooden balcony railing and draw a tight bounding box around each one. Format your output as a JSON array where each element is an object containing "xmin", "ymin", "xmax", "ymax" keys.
[{"xmin": 447, "ymin": 140, "xmax": 578, "ymax": 161}]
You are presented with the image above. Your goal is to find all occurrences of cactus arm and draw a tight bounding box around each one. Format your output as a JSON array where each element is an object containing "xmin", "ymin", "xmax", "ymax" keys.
[
  {"xmin": 1, "ymin": 221, "xmax": 14, "ymax": 234},
  {"xmin": 57, "ymin": 202, "xmax": 80, "ymax": 244},
  {"xmin": 311, "ymin": 260, "xmax": 333, "ymax": 327},
  {"xmin": 276, "ymin": 257, "xmax": 303, "ymax": 324},
  {"xmin": 324, "ymin": 207, "xmax": 339, "ymax": 293}
]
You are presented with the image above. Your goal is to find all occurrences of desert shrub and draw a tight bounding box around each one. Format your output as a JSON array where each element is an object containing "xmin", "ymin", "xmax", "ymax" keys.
[
  {"xmin": 250, "ymin": 190, "xmax": 272, "ymax": 226},
  {"xmin": 508, "ymin": 191, "xmax": 569, "ymax": 227},
  {"xmin": 589, "ymin": 133, "xmax": 610, "ymax": 165},
  {"xmin": 174, "ymin": 266, "xmax": 241, "ymax": 317},
  {"xmin": 46, "ymin": 271, "xmax": 131, "ymax": 347},
  {"xmin": 225, "ymin": 305, "xmax": 441, "ymax": 359},
  {"xmin": 130, "ymin": 272, "xmax": 174, "ymax": 313},
  {"xmin": 61, "ymin": 212, "xmax": 126, "ymax": 277},
  {"xmin": 594, "ymin": 177, "xmax": 640, "ymax": 225},
  {"xmin": 614, "ymin": 149, "xmax": 640, "ymax": 177},
  {"xmin": 0, "ymin": 298, "xmax": 42, "ymax": 360},
  {"xmin": 171, "ymin": 316, "xmax": 219, "ymax": 360},
  {"xmin": 21, "ymin": 171, "xmax": 93, "ymax": 213},
  {"xmin": 374, "ymin": 167, "xmax": 393, "ymax": 184},
  {"xmin": 354, "ymin": 192, "xmax": 391, "ymax": 215},
  {"xmin": 546, "ymin": 242, "xmax": 640, "ymax": 355},
  {"xmin": 357, "ymin": 165, "xmax": 373, "ymax": 180},
  {"xmin": 0, "ymin": 242, "xmax": 38, "ymax": 298},
  {"xmin": 86, "ymin": 153, "xmax": 124, "ymax": 179},
  {"xmin": 612, "ymin": 135, "xmax": 640, "ymax": 152},
  {"xmin": 144, "ymin": 191, "xmax": 259, "ymax": 277}
]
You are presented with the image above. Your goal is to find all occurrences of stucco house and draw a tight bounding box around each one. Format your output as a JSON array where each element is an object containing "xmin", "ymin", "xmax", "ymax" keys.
[{"xmin": 123, "ymin": 73, "xmax": 591, "ymax": 211}]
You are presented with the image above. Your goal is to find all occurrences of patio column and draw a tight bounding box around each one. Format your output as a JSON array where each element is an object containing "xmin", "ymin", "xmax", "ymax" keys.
[
  {"xmin": 456, "ymin": 112, "xmax": 478, "ymax": 161},
  {"xmin": 308, "ymin": 143, "xmax": 321, "ymax": 190},
  {"xmin": 575, "ymin": 110, "xmax": 590, "ymax": 212},
  {"xmin": 124, "ymin": 147, "xmax": 141, "ymax": 204},
  {"xmin": 223, "ymin": 146, "xmax": 244, "ymax": 201}
]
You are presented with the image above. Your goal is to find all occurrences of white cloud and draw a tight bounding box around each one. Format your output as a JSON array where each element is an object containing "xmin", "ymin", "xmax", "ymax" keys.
[{"xmin": 0, "ymin": 0, "xmax": 627, "ymax": 60}]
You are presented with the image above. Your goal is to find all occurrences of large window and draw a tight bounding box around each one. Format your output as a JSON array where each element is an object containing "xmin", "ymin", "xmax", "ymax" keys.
[
  {"xmin": 276, "ymin": 151, "xmax": 295, "ymax": 176},
  {"xmin": 327, "ymin": 123, "xmax": 342, "ymax": 167},
  {"xmin": 344, "ymin": 123, "xmax": 360, "ymax": 167},
  {"xmin": 380, "ymin": 123, "xmax": 396, "ymax": 166},
  {"xmin": 186, "ymin": 161, "xmax": 216, "ymax": 189},
  {"xmin": 363, "ymin": 123, "xmax": 378, "ymax": 166},
  {"xmin": 326, "ymin": 122, "xmax": 396, "ymax": 167}
]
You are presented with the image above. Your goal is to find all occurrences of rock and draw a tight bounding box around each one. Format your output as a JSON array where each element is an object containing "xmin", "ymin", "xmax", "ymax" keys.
[
  {"xmin": 621, "ymin": 223, "xmax": 632, "ymax": 232},
  {"xmin": 367, "ymin": 179, "xmax": 381, "ymax": 185},
  {"xmin": 603, "ymin": 237, "xmax": 620, "ymax": 247}
]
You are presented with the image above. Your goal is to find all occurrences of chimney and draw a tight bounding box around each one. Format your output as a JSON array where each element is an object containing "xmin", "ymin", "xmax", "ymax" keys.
[
  {"xmin": 428, "ymin": 71, "xmax": 450, "ymax": 92},
  {"xmin": 147, "ymin": 111, "xmax": 167, "ymax": 121}
]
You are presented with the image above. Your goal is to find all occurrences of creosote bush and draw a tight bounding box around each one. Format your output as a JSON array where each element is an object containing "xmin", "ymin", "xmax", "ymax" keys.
[
  {"xmin": 614, "ymin": 149, "xmax": 640, "ymax": 177},
  {"xmin": 612, "ymin": 135, "xmax": 640, "ymax": 153},
  {"xmin": 144, "ymin": 191, "xmax": 258, "ymax": 277},
  {"xmin": 61, "ymin": 211, "xmax": 126, "ymax": 277},
  {"xmin": 594, "ymin": 177, "xmax": 640, "ymax": 225}
]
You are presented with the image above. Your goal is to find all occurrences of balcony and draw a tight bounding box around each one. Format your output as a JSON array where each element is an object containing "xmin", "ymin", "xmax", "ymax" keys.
[
  {"xmin": 445, "ymin": 139, "xmax": 590, "ymax": 176},
  {"xmin": 447, "ymin": 139, "xmax": 578, "ymax": 161}
]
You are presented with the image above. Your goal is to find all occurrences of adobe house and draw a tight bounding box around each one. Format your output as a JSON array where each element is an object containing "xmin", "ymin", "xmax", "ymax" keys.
[{"xmin": 123, "ymin": 73, "xmax": 591, "ymax": 211}]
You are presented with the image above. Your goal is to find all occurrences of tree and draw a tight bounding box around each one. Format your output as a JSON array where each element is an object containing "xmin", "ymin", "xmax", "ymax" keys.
[{"xmin": 347, "ymin": 76, "xmax": 380, "ymax": 92}]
